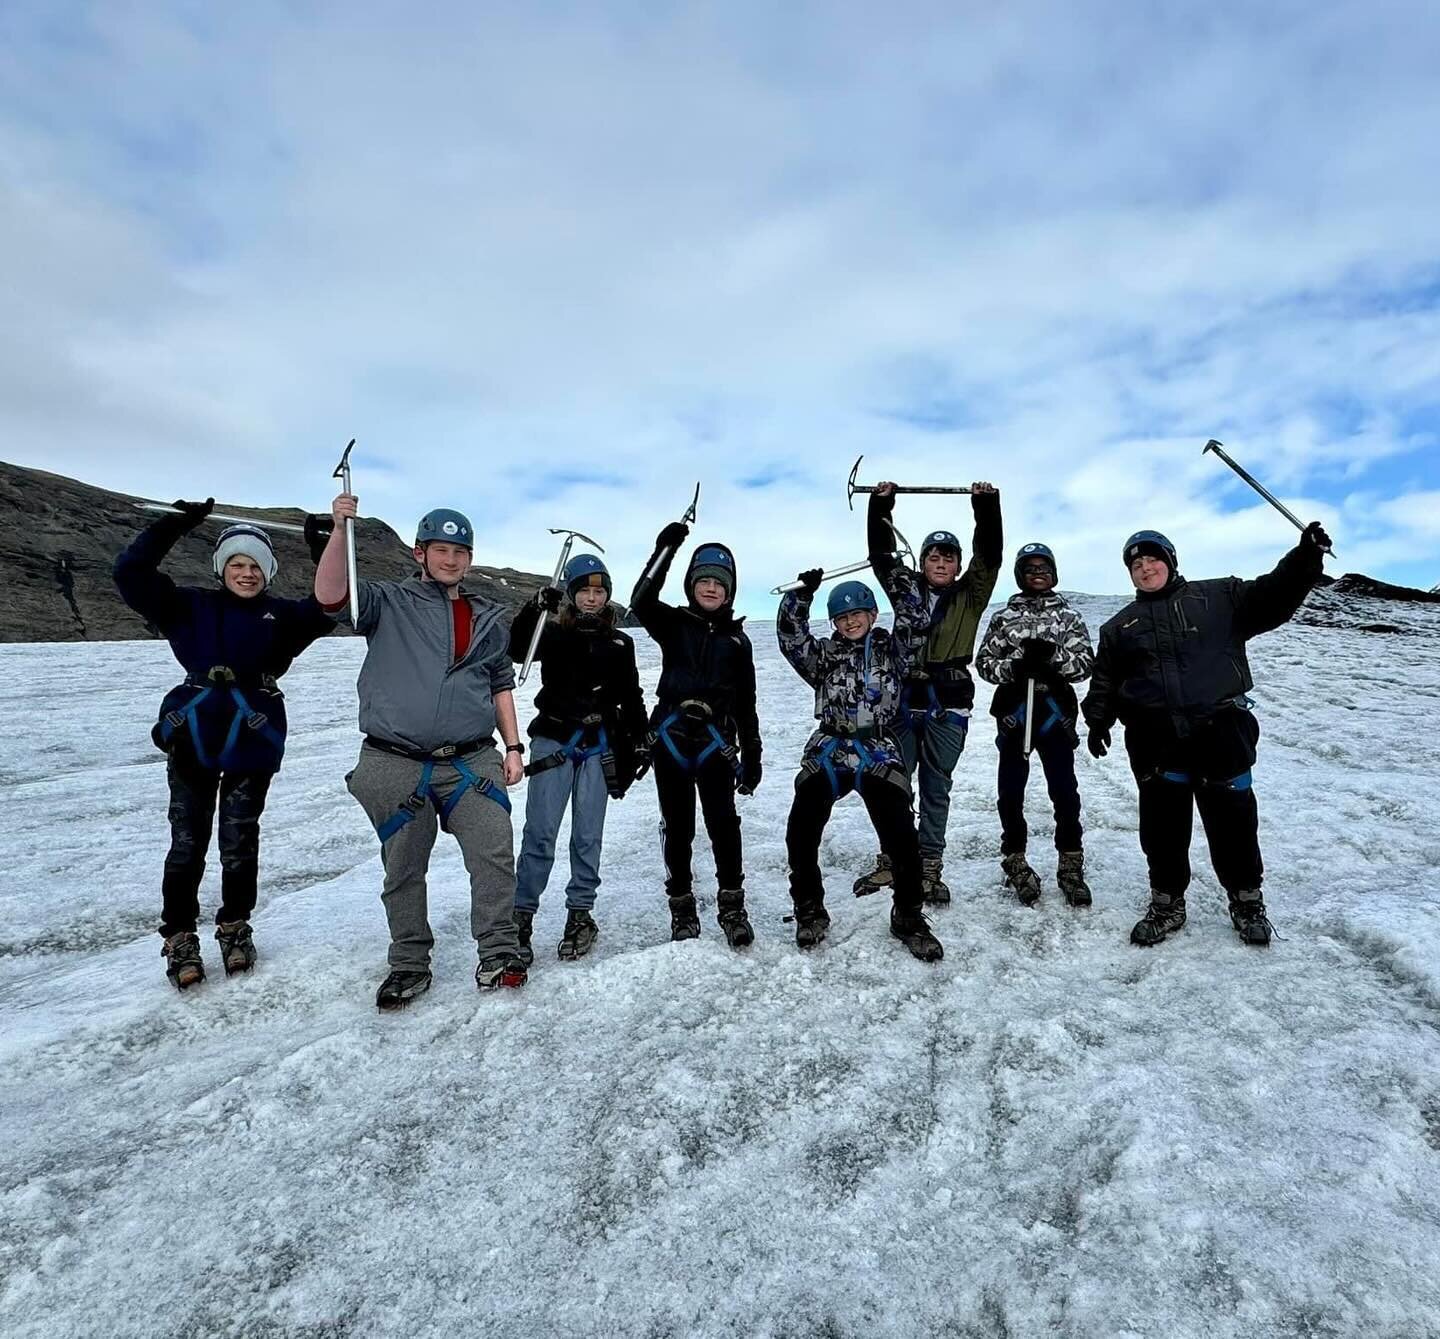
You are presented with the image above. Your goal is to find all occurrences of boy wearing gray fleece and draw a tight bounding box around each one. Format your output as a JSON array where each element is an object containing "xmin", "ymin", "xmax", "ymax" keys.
[{"xmin": 316, "ymin": 492, "xmax": 527, "ymax": 1010}]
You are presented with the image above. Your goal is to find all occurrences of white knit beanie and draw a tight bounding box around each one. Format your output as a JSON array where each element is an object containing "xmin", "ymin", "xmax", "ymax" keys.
[{"xmin": 212, "ymin": 524, "xmax": 278, "ymax": 586}]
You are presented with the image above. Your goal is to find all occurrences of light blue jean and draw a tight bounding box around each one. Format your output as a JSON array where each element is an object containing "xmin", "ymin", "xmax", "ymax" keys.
[
  {"xmin": 896, "ymin": 709, "xmax": 970, "ymax": 858},
  {"xmin": 514, "ymin": 735, "xmax": 610, "ymax": 913}
]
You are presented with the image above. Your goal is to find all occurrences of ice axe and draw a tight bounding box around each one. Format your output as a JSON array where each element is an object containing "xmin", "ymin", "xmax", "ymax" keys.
[
  {"xmin": 332, "ymin": 438, "xmax": 360, "ymax": 625},
  {"xmin": 771, "ymin": 554, "xmax": 904, "ymax": 595},
  {"xmin": 518, "ymin": 528, "xmax": 606, "ymax": 685},
  {"xmin": 633, "ymin": 482, "xmax": 701, "ymax": 603},
  {"xmin": 1022, "ymin": 676, "xmax": 1036, "ymax": 759},
  {"xmin": 1203, "ymin": 439, "xmax": 1334, "ymax": 556},
  {"xmin": 136, "ymin": 502, "xmax": 307, "ymax": 534},
  {"xmin": 847, "ymin": 455, "xmax": 976, "ymax": 510}
]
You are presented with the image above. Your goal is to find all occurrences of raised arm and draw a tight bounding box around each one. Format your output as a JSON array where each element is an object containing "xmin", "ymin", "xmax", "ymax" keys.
[
  {"xmin": 629, "ymin": 521, "xmax": 689, "ymax": 635},
  {"xmin": 776, "ymin": 575, "xmax": 824, "ymax": 684},
  {"xmin": 1233, "ymin": 523, "xmax": 1330, "ymax": 640},
  {"xmin": 506, "ymin": 588, "xmax": 560, "ymax": 662},
  {"xmin": 113, "ymin": 498, "xmax": 213, "ymax": 630}
]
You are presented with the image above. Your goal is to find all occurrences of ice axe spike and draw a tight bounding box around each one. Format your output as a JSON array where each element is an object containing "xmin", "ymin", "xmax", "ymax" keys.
[
  {"xmin": 136, "ymin": 503, "xmax": 307, "ymax": 534},
  {"xmin": 331, "ymin": 438, "xmax": 360, "ymax": 626},
  {"xmin": 518, "ymin": 528, "xmax": 606, "ymax": 685},
  {"xmin": 1202, "ymin": 439, "xmax": 1334, "ymax": 556},
  {"xmin": 846, "ymin": 455, "xmax": 977, "ymax": 510}
]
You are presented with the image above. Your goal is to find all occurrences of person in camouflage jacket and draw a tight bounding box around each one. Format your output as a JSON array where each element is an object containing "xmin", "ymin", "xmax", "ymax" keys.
[
  {"xmin": 775, "ymin": 567, "xmax": 942, "ymax": 963},
  {"xmin": 976, "ymin": 542, "xmax": 1095, "ymax": 907}
]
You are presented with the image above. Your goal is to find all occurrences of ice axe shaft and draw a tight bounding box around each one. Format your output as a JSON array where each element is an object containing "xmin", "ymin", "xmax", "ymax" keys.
[
  {"xmin": 636, "ymin": 482, "xmax": 701, "ymax": 594},
  {"xmin": 332, "ymin": 439, "xmax": 360, "ymax": 626},
  {"xmin": 1203, "ymin": 439, "xmax": 1333, "ymax": 555},
  {"xmin": 847, "ymin": 455, "xmax": 974, "ymax": 510},
  {"xmin": 1022, "ymin": 676, "xmax": 1036, "ymax": 758},
  {"xmin": 518, "ymin": 528, "xmax": 605, "ymax": 685},
  {"xmin": 771, "ymin": 554, "xmax": 900, "ymax": 595},
  {"xmin": 137, "ymin": 503, "xmax": 306, "ymax": 534}
]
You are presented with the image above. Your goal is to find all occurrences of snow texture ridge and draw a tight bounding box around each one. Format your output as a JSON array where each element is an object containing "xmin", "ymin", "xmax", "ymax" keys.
[{"xmin": 1, "ymin": 589, "xmax": 1438, "ymax": 1338}]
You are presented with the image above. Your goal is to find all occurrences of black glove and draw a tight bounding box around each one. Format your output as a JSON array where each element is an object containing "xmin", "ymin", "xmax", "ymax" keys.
[
  {"xmin": 303, "ymin": 513, "xmax": 334, "ymax": 563},
  {"xmin": 538, "ymin": 586, "xmax": 562, "ymax": 614},
  {"xmin": 737, "ymin": 755, "xmax": 762, "ymax": 795},
  {"xmin": 1017, "ymin": 638, "xmax": 1056, "ymax": 678},
  {"xmin": 1087, "ymin": 726, "xmax": 1110, "ymax": 759},
  {"xmin": 1300, "ymin": 520, "xmax": 1333, "ymax": 554},
  {"xmin": 657, "ymin": 521, "xmax": 690, "ymax": 552},
  {"xmin": 798, "ymin": 568, "xmax": 823, "ymax": 595},
  {"xmin": 170, "ymin": 497, "xmax": 214, "ymax": 530}
]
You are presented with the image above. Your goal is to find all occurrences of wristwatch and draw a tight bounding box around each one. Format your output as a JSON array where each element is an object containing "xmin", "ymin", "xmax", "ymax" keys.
[{"xmin": 505, "ymin": 742, "xmax": 525, "ymax": 755}]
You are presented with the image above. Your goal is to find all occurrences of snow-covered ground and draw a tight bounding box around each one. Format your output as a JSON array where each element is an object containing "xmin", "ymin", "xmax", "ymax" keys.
[{"xmin": 2, "ymin": 591, "xmax": 1439, "ymax": 1339}]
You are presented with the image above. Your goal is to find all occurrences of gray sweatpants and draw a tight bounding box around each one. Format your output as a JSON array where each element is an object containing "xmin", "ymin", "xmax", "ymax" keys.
[{"xmin": 347, "ymin": 742, "xmax": 519, "ymax": 969}]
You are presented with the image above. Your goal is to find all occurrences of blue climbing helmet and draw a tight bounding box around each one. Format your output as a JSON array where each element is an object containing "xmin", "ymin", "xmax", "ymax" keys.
[
  {"xmin": 1122, "ymin": 529, "xmax": 1177, "ymax": 572},
  {"xmin": 827, "ymin": 580, "xmax": 879, "ymax": 619},
  {"xmin": 920, "ymin": 529, "xmax": 963, "ymax": 566},
  {"xmin": 563, "ymin": 552, "xmax": 611, "ymax": 600},
  {"xmin": 685, "ymin": 542, "xmax": 737, "ymax": 604},
  {"xmin": 1014, "ymin": 541, "xmax": 1057, "ymax": 589},
  {"xmin": 415, "ymin": 508, "xmax": 474, "ymax": 549}
]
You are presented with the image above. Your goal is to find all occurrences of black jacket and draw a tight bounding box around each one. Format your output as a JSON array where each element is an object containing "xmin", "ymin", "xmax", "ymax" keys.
[
  {"xmin": 507, "ymin": 599, "xmax": 647, "ymax": 756},
  {"xmin": 629, "ymin": 540, "xmax": 762, "ymax": 766},
  {"xmin": 1082, "ymin": 542, "xmax": 1322, "ymax": 738},
  {"xmin": 114, "ymin": 513, "xmax": 332, "ymax": 772}
]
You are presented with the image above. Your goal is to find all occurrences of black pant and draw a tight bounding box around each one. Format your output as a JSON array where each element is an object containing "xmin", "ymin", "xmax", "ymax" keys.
[
  {"xmin": 160, "ymin": 754, "xmax": 272, "ymax": 936},
  {"xmin": 786, "ymin": 768, "xmax": 923, "ymax": 914},
  {"xmin": 1124, "ymin": 709, "xmax": 1262, "ymax": 897},
  {"xmin": 652, "ymin": 748, "xmax": 743, "ymax": 897},
  {"xmin": 996, "ymin": 726, "xmax": 1082, "ymax": 855}
]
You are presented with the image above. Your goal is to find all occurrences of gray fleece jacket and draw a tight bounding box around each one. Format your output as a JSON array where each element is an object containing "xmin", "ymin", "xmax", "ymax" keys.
[{"xmin": 332, "ymin": 575, "xmax": 514, "ymax": 753}]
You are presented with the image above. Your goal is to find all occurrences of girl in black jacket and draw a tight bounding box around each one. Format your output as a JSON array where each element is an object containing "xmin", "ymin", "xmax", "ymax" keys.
[
  {"xmin": 507, "ymin": 554, "xmax": 646, "ymax": 965},
  {"xmin": 114, "ymin": 500, "xmax": 331, "ymax": 988},
  {"xmin": 629, "ymin": 523, "xmax": 762, "ymax": 947}
]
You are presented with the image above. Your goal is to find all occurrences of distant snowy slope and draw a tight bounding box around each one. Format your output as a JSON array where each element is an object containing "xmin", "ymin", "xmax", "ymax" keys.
[{"xmin": 1, "ymin": 589, "xmax": 1438, "ymax": 1339}]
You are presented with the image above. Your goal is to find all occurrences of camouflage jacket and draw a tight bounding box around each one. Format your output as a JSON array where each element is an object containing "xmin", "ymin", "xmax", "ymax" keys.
[
  {"xmin": 777, "ymin": 574, "xmax": 927, "ymax": 752},
  {"xmin": 976, "ymin": 592, "xmax": 1094, "ymax": 722}
]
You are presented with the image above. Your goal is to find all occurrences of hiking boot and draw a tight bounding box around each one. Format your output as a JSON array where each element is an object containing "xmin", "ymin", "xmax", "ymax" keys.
[
  {"xmin": 476, "ymin": 954, "xmax": 528, "ymax": 990},
  {"xmin": 921, "ymin": 857, "xmax": 951, "ymax": 906},
  {"xmin": 1001, "ymin": 851, "xmax": 1042, "ymax": 906},
  {"xmin": 558, "ymin": 909, "xmax": 599, "ymax": 961},
  {"xmin": 215, "ymin": 920, "xmax": 257, "ymax": 976},
  {"xmin": 890, "ymin": 905, "xmax": 944, "ymax": 962},
  {"xmin": 669, "ymin": 894, "xmax": 701, "ymax": 941},
  {"xmin": 852, "ymin": 851, "xmax": 893, "ymax": 898},
  {"xmin": 162, "ymin": 931, "xmax": 205, "ymax": 991},
  {"xmin": 1229, "ymin": 890, "xmax": 1273, "ymax": 947},
  {"xmin": 515, "ymin": 909, "xmax": 535, "ymax": 967},
  {"xmin": 1056, "ymin": 851, "xmax": 1092, "ymax": 908},
  {"xmin": 792, "ymin": 902, "xmax": 831, "ymax": 950},
  {"xmin": 1130, "ymin": 892, "xmax": 1187, "ymax": 946},
  {"xmin": 716, "ymin": 889, "xmax": 755, "ymax": 949},
  {"xmin": 376, "ymin": 969, "xmax": 432, "ymax": 1010}
]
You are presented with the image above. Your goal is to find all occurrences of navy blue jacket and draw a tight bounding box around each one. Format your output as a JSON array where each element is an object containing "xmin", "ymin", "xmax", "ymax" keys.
[{"xmin": 114, "ymin": 516, "xmax": 332, "ymax": 773}]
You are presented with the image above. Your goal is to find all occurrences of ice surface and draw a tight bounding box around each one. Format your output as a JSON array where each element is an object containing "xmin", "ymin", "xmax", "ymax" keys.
[{"xmin": 2, "ymin": 592, "xmax": 1438, "ymax": 1338}]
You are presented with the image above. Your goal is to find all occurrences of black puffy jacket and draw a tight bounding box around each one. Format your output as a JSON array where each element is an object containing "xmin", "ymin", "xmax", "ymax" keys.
[
  {"xmin": 114, "ymin": 514, "xmax": 332, "ymax": 773},
  {"xmin": 629, "ymin": 539, "xmax": 762, "ymax": 766},
  {"xmin": 1082, "ymin": 542, "xmax": 1322, "ymax": 738},
  {"xmin": 507, "ymin": 598, "xmax": 647, "ymax": 754}
]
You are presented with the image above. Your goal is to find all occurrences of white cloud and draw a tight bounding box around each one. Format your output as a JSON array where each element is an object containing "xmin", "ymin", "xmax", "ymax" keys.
[{"xmin": 1, "ymin": 0, "xmax": 1438, "ymax": 604}]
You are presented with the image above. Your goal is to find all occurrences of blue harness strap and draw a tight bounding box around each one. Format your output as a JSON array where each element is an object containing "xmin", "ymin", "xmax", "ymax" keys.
[
  {"xmin": 1154, "ymin": 768, "xmax": 1253, "ymax": 791},
  {"xmin": 656, "ymin": 711, "xmax": 740, "ymax": 779},
  {"xmin": 160, "ymin": 683, "xmax": 285, "ymax": 770},
  {"xmin": 812, "ymin": 734, "xmax": 896, "ymax": 801},
  {"xmin": 376, "ymin": 756, "xmax": 511, "ymax": 843}
]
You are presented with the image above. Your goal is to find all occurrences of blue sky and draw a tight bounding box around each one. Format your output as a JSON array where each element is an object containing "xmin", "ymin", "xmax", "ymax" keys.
[{"xmin": 2, "ymin": 0, "xmax": 1438, "ymax": 610}]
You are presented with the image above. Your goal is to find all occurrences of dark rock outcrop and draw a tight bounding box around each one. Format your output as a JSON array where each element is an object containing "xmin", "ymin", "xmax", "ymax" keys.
[{"xmin": 0, "ymin": 460, "xmax": 551, "ymax": 642}]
